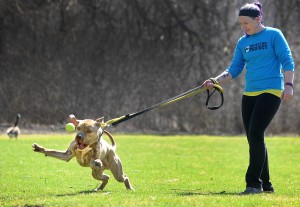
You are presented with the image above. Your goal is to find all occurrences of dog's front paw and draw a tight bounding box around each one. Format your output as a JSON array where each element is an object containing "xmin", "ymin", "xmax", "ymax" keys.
[
  {"xmin": 91, "ymin": 159, "xmax": 103, "ymax": 169},
  {"xmin": 32, "ymin": 143, "xmax": 45, "ymax": 153}
]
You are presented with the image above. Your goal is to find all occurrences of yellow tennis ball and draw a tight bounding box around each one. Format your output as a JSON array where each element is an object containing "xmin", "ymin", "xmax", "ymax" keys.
[{"xmin": 65, "ymin": 123, "xmax": 75, "ymax": 133}]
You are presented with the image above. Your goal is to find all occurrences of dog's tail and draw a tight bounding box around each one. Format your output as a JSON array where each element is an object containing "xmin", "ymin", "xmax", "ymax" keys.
[{"xmin": 103, "ymin": 130, "xmax": 116, "ymax": 150}]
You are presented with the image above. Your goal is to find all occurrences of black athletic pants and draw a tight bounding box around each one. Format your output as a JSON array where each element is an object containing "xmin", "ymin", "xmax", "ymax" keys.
[{"xmin": 242, "ymin": 93, "xmax": 281, "ymax": 188}]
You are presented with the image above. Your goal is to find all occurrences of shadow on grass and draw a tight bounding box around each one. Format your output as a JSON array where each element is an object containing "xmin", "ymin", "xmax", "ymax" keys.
[
  {"xmin": 172, "ymin": 189, "xmax": 239, "ymax": 196},
  {"xmin": 56, "ymin": 190, "xmax": 110, "ymax": 197}
]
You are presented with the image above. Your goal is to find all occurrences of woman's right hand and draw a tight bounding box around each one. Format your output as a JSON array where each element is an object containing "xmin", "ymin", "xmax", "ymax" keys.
[{"xmin": 202, "ymin": 79, "xmax": 215, "ymax": 90}]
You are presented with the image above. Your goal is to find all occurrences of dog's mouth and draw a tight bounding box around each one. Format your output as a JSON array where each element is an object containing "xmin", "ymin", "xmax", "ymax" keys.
[{"xmin": 76, "ymin": 141, "xmax": 88, "ymax": 150}]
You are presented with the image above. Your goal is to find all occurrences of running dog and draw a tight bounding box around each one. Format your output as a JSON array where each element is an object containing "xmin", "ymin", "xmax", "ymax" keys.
[{"xmin": 32, "ymin": 114, "xmax": 134, "ymax": 191}]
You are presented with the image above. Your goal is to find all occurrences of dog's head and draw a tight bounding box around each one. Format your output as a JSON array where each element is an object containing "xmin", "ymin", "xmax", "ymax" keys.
[{"xmin": 68, "ymin": 114, "xmax": 104, "ymax": 150}]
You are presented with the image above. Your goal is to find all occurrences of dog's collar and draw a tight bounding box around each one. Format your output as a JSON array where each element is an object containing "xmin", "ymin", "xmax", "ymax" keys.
[
  {"xmin": 88, "ymin": 129, "xmax": 104, "ymax": 146},
  {"xmin": 97, "ymin": 130, "xmax": 104, "ymax": 142}
]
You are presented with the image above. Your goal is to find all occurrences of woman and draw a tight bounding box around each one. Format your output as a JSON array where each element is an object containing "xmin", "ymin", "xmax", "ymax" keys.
[{"xmin": 203, "ymin": 1, "xmax": 295, "ymax": 194}]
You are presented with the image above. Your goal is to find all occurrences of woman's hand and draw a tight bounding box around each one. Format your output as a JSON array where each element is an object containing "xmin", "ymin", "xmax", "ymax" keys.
[
  {"xmin": 282, "ymin": 85, "xmax": 293, "ymax": 101},
  {"xmin": 201, "ymin": 72, "xmax": 232, "ymax": 90},
  {"xmin": 202, "ymin": 79, "xmax": 215, "ymax": 90}
]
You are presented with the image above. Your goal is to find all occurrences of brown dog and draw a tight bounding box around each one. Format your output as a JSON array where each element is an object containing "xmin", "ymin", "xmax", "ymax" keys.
[{"xmin": 32, "ymin": 114, "xmax": 134, "ymax": 191}]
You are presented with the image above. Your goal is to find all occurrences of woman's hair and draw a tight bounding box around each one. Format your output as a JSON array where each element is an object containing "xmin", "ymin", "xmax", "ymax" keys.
[{"xmin": 239, "ymin": 1, "xmax": 263, "ymax": 22}]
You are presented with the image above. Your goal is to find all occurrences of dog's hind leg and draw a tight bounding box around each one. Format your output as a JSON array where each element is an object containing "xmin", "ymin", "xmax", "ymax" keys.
[
  {"xmin": 92, "ymin": 169, "xmax": 110, "ymax": 191},
  {"xmin": 121, "ymin": 174, "xmax": 134, "ymax": 191},
  {"xmin": 109, "ymin": 156, "xmax": 134, "ymax": 190}
]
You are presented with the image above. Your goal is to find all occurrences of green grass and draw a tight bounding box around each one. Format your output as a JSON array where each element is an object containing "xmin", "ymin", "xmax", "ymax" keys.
[{"xmin": 0, "ymin": 134, "xmax": 299, "ymax": 207}]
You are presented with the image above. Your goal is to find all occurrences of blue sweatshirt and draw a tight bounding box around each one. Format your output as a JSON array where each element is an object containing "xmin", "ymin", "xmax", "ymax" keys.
[{"xmin": 226, "ymin": 27, "xmax": 294, "ymax": 93}]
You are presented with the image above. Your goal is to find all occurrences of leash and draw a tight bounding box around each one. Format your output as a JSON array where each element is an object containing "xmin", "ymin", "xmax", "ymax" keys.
[{"xmin": 101, "ymin": 84, "xmax": 224, "ymax": 128}]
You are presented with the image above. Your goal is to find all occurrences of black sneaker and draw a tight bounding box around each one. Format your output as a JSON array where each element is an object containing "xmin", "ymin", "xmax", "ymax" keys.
[
  {"xmin": 240, "ymin": 187, "xmax": 263, "ymax": 195},
  {"xmin": 263, "ymin": 186, "xmax": 275, "ymax": 193}
]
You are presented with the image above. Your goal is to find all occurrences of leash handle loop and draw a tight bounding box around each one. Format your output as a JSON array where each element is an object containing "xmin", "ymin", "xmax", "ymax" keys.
[{"xmin": 205, "ymin": 84, "xmax": 224, "ymax": 110}]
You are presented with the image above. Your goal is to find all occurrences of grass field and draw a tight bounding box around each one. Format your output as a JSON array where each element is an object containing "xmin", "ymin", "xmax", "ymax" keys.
[{"xmin": 0, "ymin": 133, "xmax": 299, "ymax": 207}]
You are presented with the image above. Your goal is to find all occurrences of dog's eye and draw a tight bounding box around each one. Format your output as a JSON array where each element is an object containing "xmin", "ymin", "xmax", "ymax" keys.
[
  {"xmin": 77, "ymin": 126, "xmax": 81, "ymax": 131},
  {"xmin": 86, "ymin": 130, "xmax": 92, "ymax": 133}
]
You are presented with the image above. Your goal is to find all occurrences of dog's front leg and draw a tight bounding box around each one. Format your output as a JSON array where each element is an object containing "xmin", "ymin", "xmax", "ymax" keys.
[
  {"xmin": 32, "ymin": 142, "xmax": 75, "ymax": 162},
  {"xmin": 91, "ymin": 168, "xmax": 110, "ymax": 191},
  {"xmin": 90, "ymin": 159, "xmax": 103, "ymax": 169}
]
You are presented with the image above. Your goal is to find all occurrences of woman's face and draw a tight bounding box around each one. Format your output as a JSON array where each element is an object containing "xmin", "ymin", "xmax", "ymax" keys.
[{"xmin": 239, "ymin": 16, "xmax": 261, "ymax": 35}]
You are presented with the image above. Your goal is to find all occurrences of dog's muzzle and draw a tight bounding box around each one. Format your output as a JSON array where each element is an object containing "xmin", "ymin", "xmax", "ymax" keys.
[{"xmin": 75, "ymin": 134, "xmax": 88, "ymax": 150}]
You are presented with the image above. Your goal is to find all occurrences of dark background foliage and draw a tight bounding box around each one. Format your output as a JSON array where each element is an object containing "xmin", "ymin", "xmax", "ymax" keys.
[{"xmin": 0, "ymin": 0, "xmax": 299, "ymax": 134}]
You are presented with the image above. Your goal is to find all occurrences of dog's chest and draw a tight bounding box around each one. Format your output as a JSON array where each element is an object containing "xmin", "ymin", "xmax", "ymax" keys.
[{"xmin": 74, "ymin": 146, "xmax": 96, "ymax": 167}]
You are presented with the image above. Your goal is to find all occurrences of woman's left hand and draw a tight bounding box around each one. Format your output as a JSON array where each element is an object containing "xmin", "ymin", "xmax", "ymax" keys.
[{"xmin": 282, "ymin": 86, "xmax": 293, "ymax": 101}]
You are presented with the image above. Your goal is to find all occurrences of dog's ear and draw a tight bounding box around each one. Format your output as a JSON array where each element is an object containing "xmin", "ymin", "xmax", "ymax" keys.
[
  {"xmin": 68, "ymin": 114, "xmax": 79, "ymax": 126},
  {"xmin": 95, "ymin": 117, "xmax": 104, "ymax": 126}
]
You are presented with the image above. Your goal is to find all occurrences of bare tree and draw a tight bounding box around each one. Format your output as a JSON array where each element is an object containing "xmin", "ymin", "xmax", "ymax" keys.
[{"xmin": 0, "ymin": 0, "xmax": 299, "ymax": 134}]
